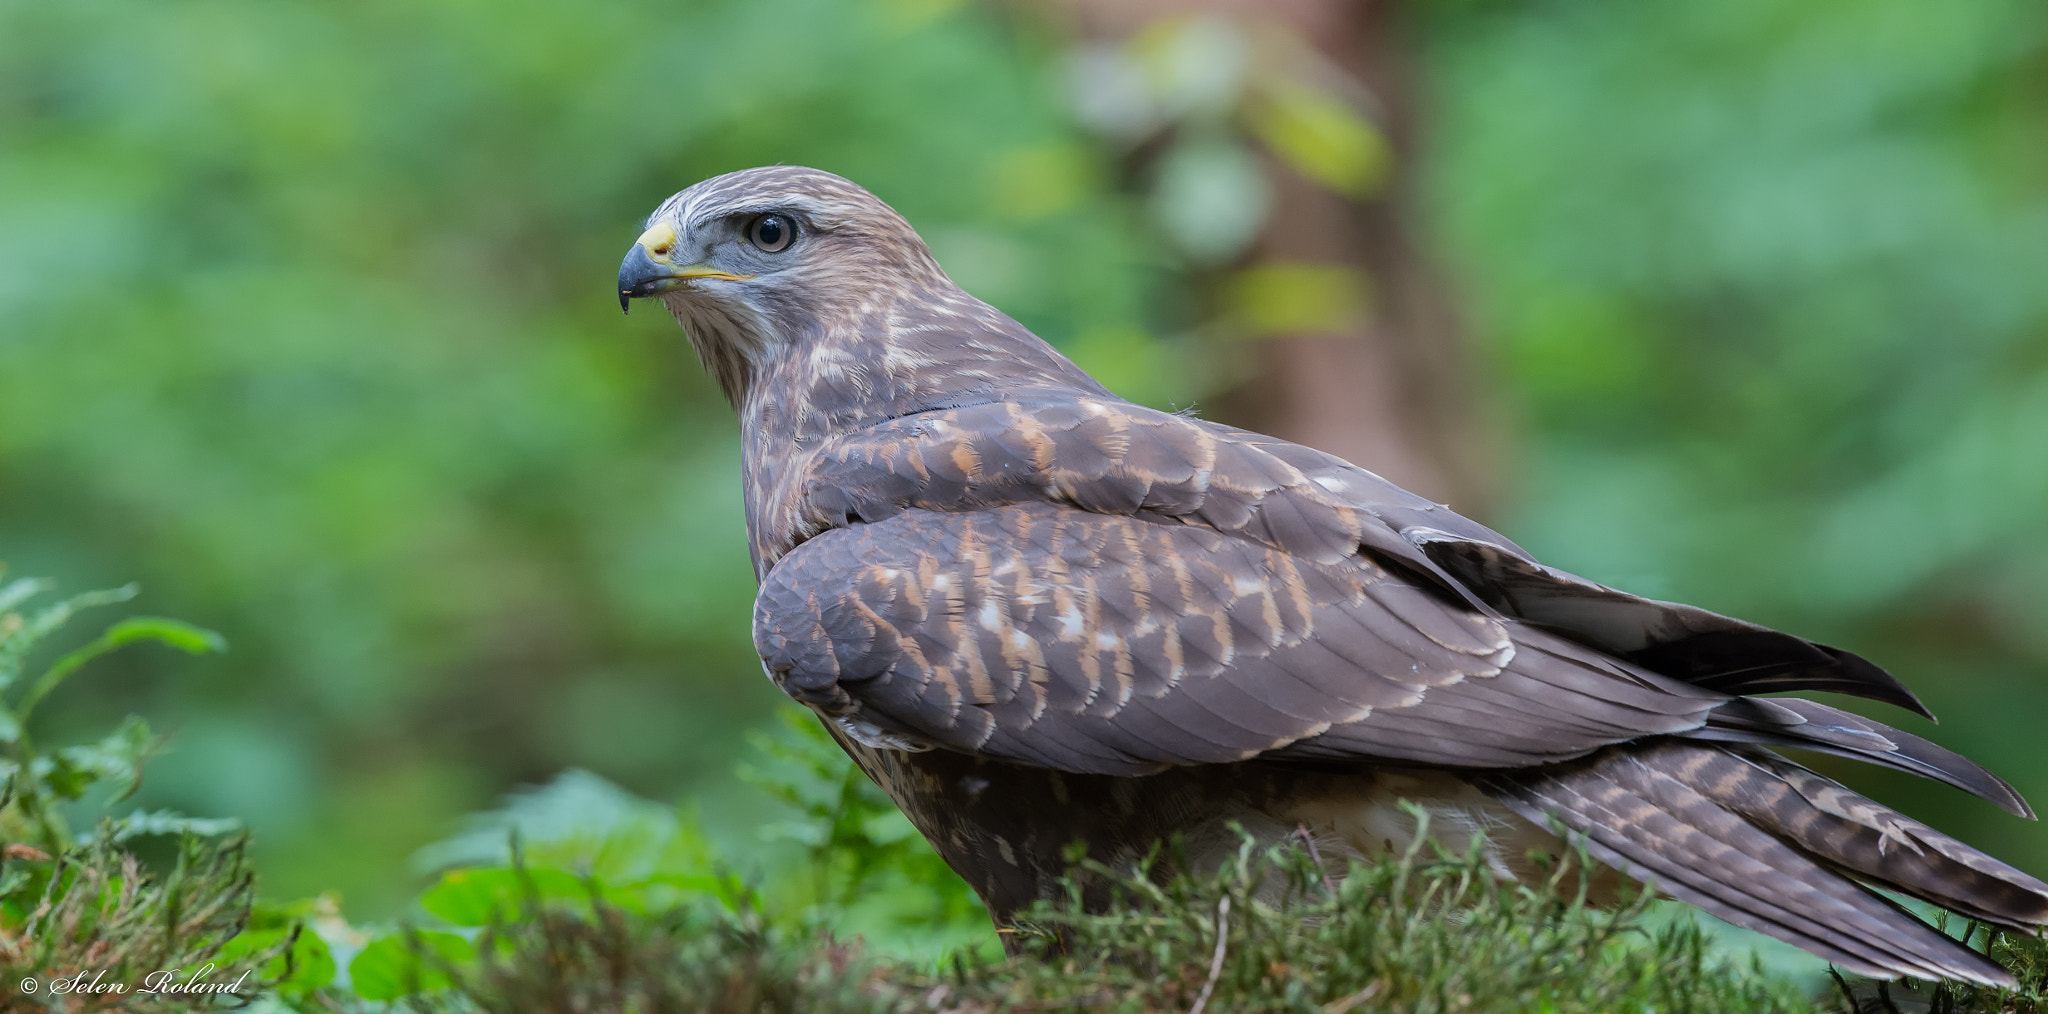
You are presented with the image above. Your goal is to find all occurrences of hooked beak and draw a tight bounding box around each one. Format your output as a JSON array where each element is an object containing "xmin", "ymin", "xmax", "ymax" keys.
[{"xmin": 617, "ymin": 222, "xmax": 753, "ymax": 313}]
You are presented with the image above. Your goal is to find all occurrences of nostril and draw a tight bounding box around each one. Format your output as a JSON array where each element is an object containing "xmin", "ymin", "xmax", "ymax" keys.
[{"xmin": 634, "ymin": 223, "xmax": 679, "ymax": 260}]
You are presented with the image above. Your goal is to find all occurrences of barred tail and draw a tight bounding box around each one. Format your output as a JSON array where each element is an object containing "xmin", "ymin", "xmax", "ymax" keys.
[{"xmin": 1479, "ymin": 741, "xmax": 2048, "ymax": 985}]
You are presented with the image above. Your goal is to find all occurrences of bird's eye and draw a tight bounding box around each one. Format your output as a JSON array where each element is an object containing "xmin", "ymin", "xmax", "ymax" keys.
[{"xmin": 747, "ymin": 214, "xmax": 795, "ymax": 253}]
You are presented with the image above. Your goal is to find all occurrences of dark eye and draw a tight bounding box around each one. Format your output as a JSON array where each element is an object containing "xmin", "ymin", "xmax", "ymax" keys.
[{"xmin": 747, "ymin": 213, "xmax": 795, "ymax": 253}]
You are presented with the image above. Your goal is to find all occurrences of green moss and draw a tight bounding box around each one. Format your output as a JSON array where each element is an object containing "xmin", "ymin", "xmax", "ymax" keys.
[{"xmin": 353, "ymin": 819, "xmax": 1826, "ymax": 1013}]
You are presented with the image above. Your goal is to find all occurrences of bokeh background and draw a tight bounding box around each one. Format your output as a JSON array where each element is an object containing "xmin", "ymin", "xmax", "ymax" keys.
[{"xmin": 3, "ymin": 0, "xmax": 2046, "ymax": 926}]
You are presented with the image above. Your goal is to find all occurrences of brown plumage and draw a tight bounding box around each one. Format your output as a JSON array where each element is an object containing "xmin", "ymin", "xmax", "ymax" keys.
[{"xmin": 619, "ymin": 166, "xmax": 2048, "ymax": 984}]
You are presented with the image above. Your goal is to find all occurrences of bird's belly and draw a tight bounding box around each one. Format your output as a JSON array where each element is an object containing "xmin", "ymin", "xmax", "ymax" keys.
[
  {"xmin": 835, "ymin": 733, "xmax": 1569, "ymax": 921},
  {"xmin": 1274, "ymin": 770, "xmax": 1569, "ymax": 884}
]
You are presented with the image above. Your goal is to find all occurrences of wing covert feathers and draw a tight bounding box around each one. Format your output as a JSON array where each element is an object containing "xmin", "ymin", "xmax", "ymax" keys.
[
  {"xmin": 757, "ymin": 504, "xmax": 1729, "ymax": 775},
  {"xmin": 1481, "ymin": 742, "xmax": 2048, "ymax": 986},
  {"xmin": 761, "ymin": 393, "xmax": 1485, "ymax": 609}
]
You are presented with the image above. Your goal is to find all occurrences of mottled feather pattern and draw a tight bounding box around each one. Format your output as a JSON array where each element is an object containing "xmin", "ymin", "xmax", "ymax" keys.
[
  {"xmin": 1483, "ymin": 743, "xmax": 2046, "ymax": 985},
  {"xmin": 758, "ymin": 393, "xmax": 1450, "ymax": 569},
  {"xmin": 759, "ymin": 501, "xmax": 1532, "ymax": 775},
  {"xmin": 632, "ymin": 166, "xmax": 2048, "ymax": 983},
  {"xmin": 757, "ymin": 495, "xmax": 1754, "ymax": 775}
]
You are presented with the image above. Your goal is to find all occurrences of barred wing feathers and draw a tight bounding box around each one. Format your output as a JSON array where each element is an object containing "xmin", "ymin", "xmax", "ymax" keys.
[{"xmin": 756, "ymin": 502, "xmax": 1718, "ymax": 774}]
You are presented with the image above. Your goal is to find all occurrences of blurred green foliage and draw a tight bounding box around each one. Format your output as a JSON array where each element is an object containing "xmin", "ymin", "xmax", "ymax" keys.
[
  {"xmin": 2, "ymin": 0, "xmax": 2045, "ymax": 963},
  {"xmin": 0, "ymin": 0, "xmax": 1168, "ymax": 915},
  {"xmin": 239, "ymin": 711, "xmax": 986, "ymax": 1006}
]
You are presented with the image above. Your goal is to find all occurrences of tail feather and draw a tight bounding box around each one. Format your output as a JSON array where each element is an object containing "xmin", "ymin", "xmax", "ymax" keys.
[
  {"xmin": 1705, "ymin": 749, "xmax": 2048, "ymax": 930},
  {"xmin": 1479, "ymin": 742, "xmax": 2037, "ymax": 986},
  {"xmin": 1698, "ymin": 697, "xmax": 2034, "ymax": 818}
]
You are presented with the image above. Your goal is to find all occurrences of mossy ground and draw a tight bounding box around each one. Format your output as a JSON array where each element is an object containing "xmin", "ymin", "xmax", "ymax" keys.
[{"xmin": 370, "ymin": 826, "xmax": 2048, "ymax": 1014}]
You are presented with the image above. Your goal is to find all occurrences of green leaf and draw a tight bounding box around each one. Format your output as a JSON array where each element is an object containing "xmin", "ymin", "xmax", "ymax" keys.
[
  {"xmin": 48, "ymin": 716, "xmax": 161, "ymax": 802},
  {"xmin": 14, "ymin": 615, "xmax": 224, "ymax": 726},
  {"xmin": 100, "ymin": 616, "xmax": 229, "ymax": 655},
  {"xmin": 0, "ymin": 583, "xmax": 135, "ymax": 692},
  {"xmin": 604, "ymin": 871, "xmax": 738, "ymax": 913},
  {"xmin": 418, "ymin": 865, "xmax": 589, "ymax": 926},
  {"xmin": 37, "ymin": 752, "xmax": 98, "ymax": 801},
  {"xmin": 215, "ymin": 924, "xmax": 336, "ymax": 995},
  {"xmin": 411, "ymin": 769, "xmax": 717, "ymax": 885},
  {"xmin": 349, "ymin": 930, "xmax": 475, "ymax": 1000},
  {"xmin": 860, "ymin": 808, "xmax": 920, "ymax": 846}
]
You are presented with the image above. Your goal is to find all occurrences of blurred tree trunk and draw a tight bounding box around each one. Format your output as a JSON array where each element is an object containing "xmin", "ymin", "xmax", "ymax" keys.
[{"xmin": 1055, "ymin": 0, "xmax": 1495, "ymax": 513}]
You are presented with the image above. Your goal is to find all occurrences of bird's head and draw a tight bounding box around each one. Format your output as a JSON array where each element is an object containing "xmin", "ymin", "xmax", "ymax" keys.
[{"xmin": 618, "ymin": 166, "xmax": 951, "ymax": 408}]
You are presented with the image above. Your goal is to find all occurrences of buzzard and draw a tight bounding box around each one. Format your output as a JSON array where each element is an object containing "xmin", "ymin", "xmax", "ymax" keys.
[{"xmin": 619, "ymin": 166, "xmax": 2047, "ymax": 984}]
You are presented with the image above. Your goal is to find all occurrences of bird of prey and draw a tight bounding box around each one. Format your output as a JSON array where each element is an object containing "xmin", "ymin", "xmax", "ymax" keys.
[{"xmin": 619, "ymin": 166, "xmax": 2048, "ymax": 984}]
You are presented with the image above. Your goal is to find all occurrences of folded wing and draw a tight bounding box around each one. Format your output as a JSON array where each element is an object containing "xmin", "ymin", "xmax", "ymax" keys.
[{"xmin": 756, "ymin": 501, "xmax": 1723, "ymax": 774}]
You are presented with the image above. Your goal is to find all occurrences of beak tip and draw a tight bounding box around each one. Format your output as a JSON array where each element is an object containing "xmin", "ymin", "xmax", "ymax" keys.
[{"xmin": 618, "ymin": 242, "xmax": 666, "ymax": 314}]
